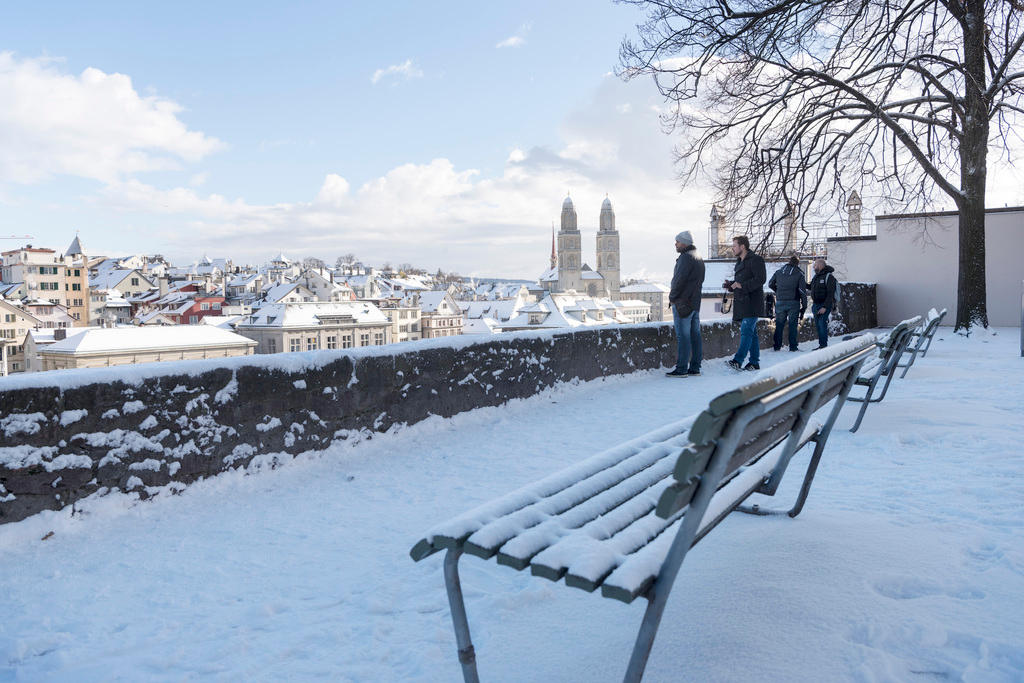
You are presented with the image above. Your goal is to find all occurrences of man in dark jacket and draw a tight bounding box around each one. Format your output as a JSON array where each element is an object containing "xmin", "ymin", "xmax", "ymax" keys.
[
  {"xmin": 808, "ymin": 258, "xmax": 838, "ymax": 348},
  {"xmin": 667, "ymin": 230, "xmax": 706, "ymax": 377},
  {"xmin": 724, "ymin": 235, "xmax": 766, "ymax": 371},
  {"xmin": 769, "ymin": 255, "xmax": 808, "ymax": 352}
]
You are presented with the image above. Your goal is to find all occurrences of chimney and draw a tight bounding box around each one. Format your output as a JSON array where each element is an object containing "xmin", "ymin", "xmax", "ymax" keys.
[
  {"xmin": 54, "ymin": 328, "xmax": 67, "ymax": 341},
  {"xmin": 158, "ymin": 276, "xmax": 168, "ymax": 297}
]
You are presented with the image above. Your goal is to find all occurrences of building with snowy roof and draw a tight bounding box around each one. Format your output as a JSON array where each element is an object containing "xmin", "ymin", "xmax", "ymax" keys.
[
  {"xmin": 620, "ymin": 282, "xmax": 671, "ymax": 322},
  {"xmin": 35, "ymin": 326, "xmax": 257, "ymax": 372},
  {"xmin": 502, "ymin": 292, "xmax": 644, "ymax": 331},
  {"xmin": 235, "ymin": 301, "xmax": 391, "ymax": 354},
  {"xmin": 413, "ymin": 290, "xmax": 464, "ymax": 339}
]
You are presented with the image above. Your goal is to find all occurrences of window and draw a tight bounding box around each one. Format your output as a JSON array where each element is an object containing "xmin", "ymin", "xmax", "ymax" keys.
[
  {"xmin": 213, "ymin": 302, "xmax": 221, "ymax": 310},
  {"xmin": 290, "ymin": 338, "xmax": 301, "ymax": 352},
  {"xmin": 201, "ymin": 302, "xmax": 210, "ymax": 311},
  {"xmin": 326, "ymin": 335, "xmax": 338, "ymax": 349},
  {"xmin": 72, "ymin": 283, "xmax": 81, "ymax": 291},
  {"xmin": 74, "ymin": 269, "xmax": 80, "ymax": 276},
  {"xmin": 0, "ymin": 329, "xmax": 14, "ymax": 339},
  {"xmin": 268, "ymin": 339, "xmax": 277, "ymax": 353},
  {"xmin": 307, "ymin": 337, "xmax": 318, "ymax": 351},
  {"xmin": 11, "ymin": 362, "xmax": 19, "ymax": 371},
  {"xmin": 359, "ymin": 333, "xmax": 369, "ymax": 346},
  {"xmin": 131, "ymin": 278, "xmax": 140, "ymax": 286},
  {"xmin": 3, "ymin": 314, "xmax": 13, "ymax": 323},
  {"xmin": 342, "ymin": 334, "xmax": 353, "ymax": 349},
  {"xmin": 374, "ymin": 332, "xmax": 384, "ymax": 345},
  {"xmin": 189, "ymin": 315, "xmax": 198, "ymax": 323}
]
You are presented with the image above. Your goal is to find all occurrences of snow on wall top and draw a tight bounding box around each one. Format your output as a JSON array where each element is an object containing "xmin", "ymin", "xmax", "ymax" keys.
[{"xmin": 0, "ymin": 320, "xmax": 713, "ymax": 393}]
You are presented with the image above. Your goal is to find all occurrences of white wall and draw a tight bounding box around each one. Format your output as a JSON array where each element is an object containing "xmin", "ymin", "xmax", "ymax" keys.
[{"xmin": 827, "ymin": 208, "xmax": 1024, "ymax": 327}]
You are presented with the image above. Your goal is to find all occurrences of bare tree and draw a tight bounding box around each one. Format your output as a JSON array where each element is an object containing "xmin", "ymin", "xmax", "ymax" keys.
[
  {"xmin": 302, "ymin": 256, "xmax": 325, "ymax": 271},
  {"xmin": 620, "ymin": 0, "xmax": 1024, "ymax": 330},
  {"xmin": 335, "ymin": 253, "xmax": 358, "ymax": 268}
]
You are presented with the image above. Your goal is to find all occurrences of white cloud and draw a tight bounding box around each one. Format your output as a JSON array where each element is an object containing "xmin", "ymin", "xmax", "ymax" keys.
[
  {"xmin": 496, "ymin": 23, "xmax": 531, "ymax": 49},
  {"xmin": 93, "ymin": 77, "xmax": 711, "ymax": 281},
  {"xmin": 370, "ymin": 59, "xmax": 423, "ymax": 85},
  {"xmin": 0, "ymin": 52, "xmax": 223, "ymax": 184}
]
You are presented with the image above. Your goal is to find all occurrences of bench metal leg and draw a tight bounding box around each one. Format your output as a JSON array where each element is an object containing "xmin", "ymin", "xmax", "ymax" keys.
[
  {"xmin": 443, "ymin": 549, "xmax": 480, "ymax": 683},
  {"xmin": 621, "ymin": 410, "xmax": 752, "ymax": 682},
  {"xmin": 738, "ymin": 361, "xmax": 862, "ymax": 516},
  {"xmin": 848, "ymin": 388, "xmax": 873, "ymax": 432}
]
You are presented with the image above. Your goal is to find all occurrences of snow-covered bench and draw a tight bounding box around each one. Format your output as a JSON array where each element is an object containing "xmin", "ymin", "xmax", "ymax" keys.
[
  {"xmin": 896, "ymin": 307, "xmax": 947, "ymax": 378},
  {"xmin": 410, "ymin": 335, "xmax": 878, "ymax": 682},
  {"xmin": 846, "ymin": 316, "xmax": 922, "ymax": 433}
]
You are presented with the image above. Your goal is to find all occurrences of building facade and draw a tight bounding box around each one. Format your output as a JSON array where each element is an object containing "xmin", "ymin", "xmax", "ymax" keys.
[
  {"xmin": 416, "ymin": 290, "xmax": 464, "ymax": 338},
  {"xmin": 235, "ymin": 301, "xmax": 392, "ymax": 354},
  {"xmin": 36, "ymin": 326, "xmax": 257, "ymax": 371}
]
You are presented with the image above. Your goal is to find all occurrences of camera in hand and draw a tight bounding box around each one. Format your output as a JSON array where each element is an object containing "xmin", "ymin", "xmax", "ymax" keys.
[{"xmin": 722, "ymin": 279, "xmax": 734, "ymax": 290}]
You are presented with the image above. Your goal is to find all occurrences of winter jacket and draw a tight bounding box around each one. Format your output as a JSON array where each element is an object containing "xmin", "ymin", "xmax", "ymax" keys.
[
  {"xmin": 669, "ymin": 246, "xmax": 705, "ymax": 318},
  {"xmin": 768, "ymin": 263, "xmax": 808, "ymax": 304},
  {"xmin": 731, "ymin": 251, "xmax": 766, "ymax": 321},
  {"xmin": 809, "ymin": 265, "xmax": 837, "ymax": 309}
]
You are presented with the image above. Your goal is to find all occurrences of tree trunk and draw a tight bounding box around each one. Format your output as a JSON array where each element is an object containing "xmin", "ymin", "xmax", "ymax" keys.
[{"xmin": 956, "ymin": 1, "xmax": 990, "ymax": 332}]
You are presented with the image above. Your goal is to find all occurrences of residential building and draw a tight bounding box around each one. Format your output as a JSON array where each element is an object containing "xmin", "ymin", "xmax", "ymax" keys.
[
  {"xmin": 235, "ymin": 301, "xmax": 392, "ymax": 354},
  {"xmin": 36, "ymin": 326, "xmax": 257, "ymax": 371},
  {"xmin": 416, "ymin": 290, "xmax": 464, "ymax": 338},
  {"xmin": 89, "ymin": 269, "xmax": 155, "ymax": 321},
  {"xmin": 298, "ymin": 269, "xmax": 357, "ymax": 302},
  {"xmin": 619, "ymin": 283, "xmax": 671, "ymax": 322},
  {"xmin": 379, "ymin": 304, "xmax": 422, "ymax": 342},
  {"xmin": 0, "ymin": 299, "xmax": 43, "ymax": 375},
  {"xmin": 613, "ymin": 299, "xmax": 653, "ymax": 324},
  {"xmin": 1, "ymin": 246, "xmax": 70, "ymax": 308}
]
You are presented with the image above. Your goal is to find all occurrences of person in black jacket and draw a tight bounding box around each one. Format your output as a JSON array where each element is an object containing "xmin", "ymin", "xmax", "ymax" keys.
[
  {"xmin": 666, "ymin": 230, "xmax": 706, "ymax": 377},
  {"xmin": 723, "ymin": 235, "xmax": 766, "ymax": 371},
  {"xmin": 808, "ymin": 258, "xmax": 838, "ymax": 348},
  {"xmin": 769, "ymin": 255, "xmax": 808, "ymax": 352}
]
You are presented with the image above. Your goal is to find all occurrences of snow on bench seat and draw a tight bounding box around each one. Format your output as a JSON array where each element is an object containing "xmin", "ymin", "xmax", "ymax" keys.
[
  {"xmin": 598, "ymin": 420, "xmax": 821, "ymax": 603},
  {"xmin": 409, "ymin": 416, "xmax": 700, "ymax": 562}
]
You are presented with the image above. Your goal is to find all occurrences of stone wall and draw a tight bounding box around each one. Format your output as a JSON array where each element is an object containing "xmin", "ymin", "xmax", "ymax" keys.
[{"xmin": 0, "ymin": 284, "xmax": 875, "ymax": 524}]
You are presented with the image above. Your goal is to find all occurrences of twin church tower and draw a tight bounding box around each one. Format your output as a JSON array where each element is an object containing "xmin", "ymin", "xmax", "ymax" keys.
[{"xmin": 542, "ymin": 195, "xmax": 621, "ymax": 298}]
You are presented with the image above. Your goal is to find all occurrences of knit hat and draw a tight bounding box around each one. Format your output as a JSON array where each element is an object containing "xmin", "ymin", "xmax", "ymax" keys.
[{"xmin": 675, "ymin": 230, "xmax": 694, "ymax": 246}]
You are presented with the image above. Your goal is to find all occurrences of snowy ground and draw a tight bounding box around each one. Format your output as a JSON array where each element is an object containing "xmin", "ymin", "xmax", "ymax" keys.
[{"xmin": 1, "ymin": 328, "xmax": 1022, "ymax": 682}]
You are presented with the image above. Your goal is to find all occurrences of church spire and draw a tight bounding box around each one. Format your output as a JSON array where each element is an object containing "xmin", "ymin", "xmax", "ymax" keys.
[{"xmin": 550, "ymin": 223, "xmax": 557, "ymax": 269}]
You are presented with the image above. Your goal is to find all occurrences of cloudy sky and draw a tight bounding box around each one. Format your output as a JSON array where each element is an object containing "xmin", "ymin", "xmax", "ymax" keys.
[{"xmin": 2, "ymin": 2, "xmax": 1023, "ymax": 282}]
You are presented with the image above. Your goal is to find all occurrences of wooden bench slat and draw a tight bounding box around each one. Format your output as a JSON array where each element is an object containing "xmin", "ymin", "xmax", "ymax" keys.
[
  {"xmin": 410, "ymin": 416, "xmax": 700, "ymax": 561},
  {"xmin": 600, "ymin": 420, "xmax": 822, "ymax": 604},
  {"xmin": 493, "ymin": 450, "xmax": 681, "ymax": 568}
]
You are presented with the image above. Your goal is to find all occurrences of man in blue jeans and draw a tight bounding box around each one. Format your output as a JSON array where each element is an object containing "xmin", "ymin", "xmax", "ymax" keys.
[
  {"xmin": 666, "ymin": 230, "xmax": 705, "ymax": 377},
  {"xmin": 808, "ymin": 258, "xmax": 838, "ymax": 348},
  {"xmin": 724, "ymin": 235, "xmax": 766, "ymax": 371}
]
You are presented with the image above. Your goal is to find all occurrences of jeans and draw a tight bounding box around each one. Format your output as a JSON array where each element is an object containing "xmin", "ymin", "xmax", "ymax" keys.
[
  {"xmin": 773, "ymin": 300, "xmax": 800, "ymax": 350},
  {"xmin": 733, "ymin": 316, "xmax": 760, "ymax": 365},
  {"xmin": 814, "ymin": 306, "xmax": 831, "ymax": 347},
  {"xmin": 672, "ymin": 307, "xmax": 702, "ymax": 372}
]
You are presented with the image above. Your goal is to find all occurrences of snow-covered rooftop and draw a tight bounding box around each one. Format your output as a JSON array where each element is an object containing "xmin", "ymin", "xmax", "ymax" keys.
[
  {"xmin": 240, "ymin": 301, "xmax": 389, "ymax": 328},
  {"xmin": 42, "ymin": 326, "xmax": 256, "ymax": 355},
  {"xmin": 0, "ymin": 327, "xmax": 1018, "ymax": 679}
]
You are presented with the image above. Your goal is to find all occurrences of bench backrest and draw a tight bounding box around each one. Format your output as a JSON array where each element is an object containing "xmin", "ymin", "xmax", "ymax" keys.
[
  {"xmin": 877, "ymin": 316, "xmax": 922, "ymax": 375},
  {"xmin": 656, "ymin": 335, "xmax": 878, "ymax": 519}
]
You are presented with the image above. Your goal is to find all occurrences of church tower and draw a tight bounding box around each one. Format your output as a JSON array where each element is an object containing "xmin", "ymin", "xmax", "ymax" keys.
[
  {"xmin": 557, "ymin": 195, "xmax": 583, "ymax": 292},
  {"xmin": 596, "ymin": 196, "xmax": 620, "ymax": 296}
]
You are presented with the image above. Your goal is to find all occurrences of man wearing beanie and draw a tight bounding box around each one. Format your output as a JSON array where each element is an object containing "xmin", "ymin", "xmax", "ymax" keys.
[{"xmin": 666, "ymin": 230, "xmax": 705, "ymax": 377}]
